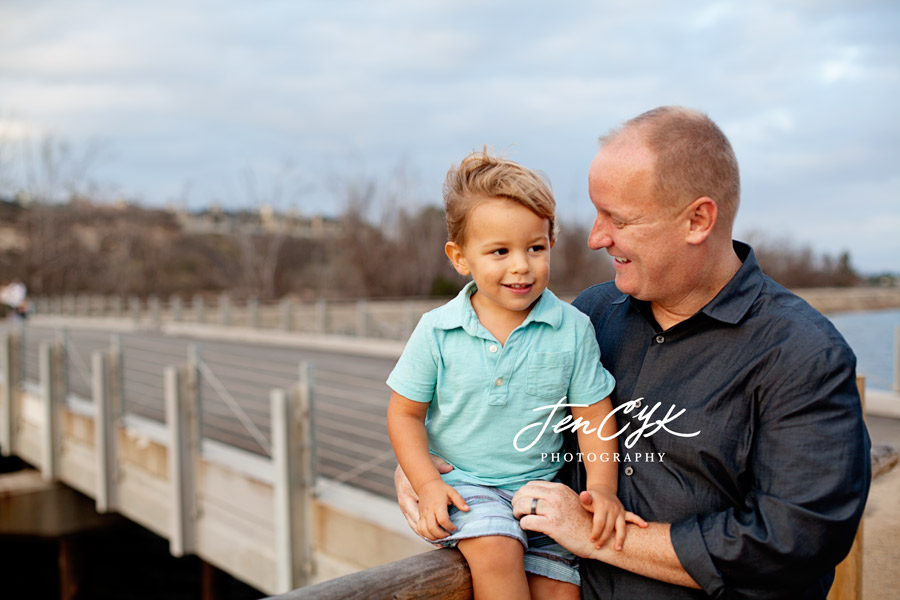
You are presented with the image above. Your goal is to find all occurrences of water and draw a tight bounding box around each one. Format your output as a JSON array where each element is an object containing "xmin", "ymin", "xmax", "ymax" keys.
[{"xmin": 828, "ymin": 308, "xmax": 900, "ymax": 392}]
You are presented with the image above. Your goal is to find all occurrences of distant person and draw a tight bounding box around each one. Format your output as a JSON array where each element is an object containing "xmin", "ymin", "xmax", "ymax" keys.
[
  {"xmin": 387, "ymin": 150, "xmax": 645, "ymax": 600},
  {"xmin": 1, "ymin": 278, "xmax": 28, "ymax": 320},
  {"xmin": 397, "ymin": 107, "xmax": 871, "ymax": 599}
]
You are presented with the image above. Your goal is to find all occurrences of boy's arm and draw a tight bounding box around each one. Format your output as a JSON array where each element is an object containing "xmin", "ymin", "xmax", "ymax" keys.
[
  {"xmin": 571, "ymin": 397, "xmax": 619, "ymax": 493},
  {"xmin": 387, "ymin": 391, "xmax": 440, "ymax": 491},
  {"xmin": 387, "ymin": 391, "xmax": 467, "ymax": 538},
  {"xmin": 571, "ymin": 397, "xmax": 645, "ymax": 549}
]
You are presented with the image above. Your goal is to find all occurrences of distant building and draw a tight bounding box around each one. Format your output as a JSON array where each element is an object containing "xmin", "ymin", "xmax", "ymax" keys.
[{"xmin": 171, "ymin": 204, "xmax": 341, "ymax": 239}]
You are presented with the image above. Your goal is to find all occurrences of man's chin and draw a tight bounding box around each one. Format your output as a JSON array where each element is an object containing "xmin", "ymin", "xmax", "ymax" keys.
[{"xmin": 613, "ymin": 275, "xmax": 635, "ymax": 296}]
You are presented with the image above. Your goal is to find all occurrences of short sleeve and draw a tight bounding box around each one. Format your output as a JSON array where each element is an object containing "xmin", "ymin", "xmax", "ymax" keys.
[
  {"xmin": 566, "ymin": 314, "xmax": 615, "ymax": 406},
  {"xmin": 386, "ymin": 314, "xmax": 439, "ymax": 403}
]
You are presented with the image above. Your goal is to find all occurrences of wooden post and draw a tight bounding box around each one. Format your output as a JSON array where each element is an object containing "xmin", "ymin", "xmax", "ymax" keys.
[
  {"xmin": 129, "ymin": 296, "xmax": 142, "ymax": 323},
  {"xmin": 403, "ymin": 300, "xmax": 417, "ymax": 339},
  {"xmin": 315, "ymin": 298, "xmax": 327, "ymax": 334},
  {"xmin": 194, "ymin": 294, "xmax": 206, "ymax": 324},
  {"xmin": 1, "ymin": 331, "xmax": 21, "ymax": 456},
  {"xmin": 219, "ymin": 294, "xmax": 231, "ymax": 326},
  {"xmin": 94, "ymin": 350, "xmax": 120, "ymax": 513},
  {"xmin": 356, "ymin": 299, "xmax": 369, "ymax": 338},
  {"xmin": 827, "ymin": 376, "xmax": 866, "ymax": 600},
  {"xmin": 249, "ymin": 297, "xmax": 260, "ymax": 329},
  {"xmin": 63, "ymin": 294, "xmax": 75, "ymax": 315},
  {"xmin": 894, "ymin": 326, "xmax": 899, "ymax": 393},
  {"xmin": 271, "ymin": 362, "xmax": 316, "ymax": 592},
  {"xmin": 149, "ymin": 295, "xmax": 161, "ymax": 327},
  {"xmin": 39, "ymin": 341, "xmax": 64, "ymax": 481},
  {"xmin": 280, "ymin": 298, "xmax": 293, "ymax": 332},
  {"xmin": 171, "ymin": 295, "xmax": 183, "ymax": 323},
  {"xmin": 166, "ymin": 363, "xmax": 200, "ymax": 557}
]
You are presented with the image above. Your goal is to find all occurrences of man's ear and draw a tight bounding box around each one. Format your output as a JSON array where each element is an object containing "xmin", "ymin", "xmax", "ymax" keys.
[
  {"xmin": 685, "ymin": 197, "xmax": 717, "ymax": 245},
  {"xmin": 445, "ymin": 242, "xmax": 470, "ymax": 276}
]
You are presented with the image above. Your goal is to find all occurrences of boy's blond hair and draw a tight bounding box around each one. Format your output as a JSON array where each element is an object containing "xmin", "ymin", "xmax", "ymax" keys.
[{"xmin": 442, "ymin": 149, "xmax": 557, "ymax": 245}]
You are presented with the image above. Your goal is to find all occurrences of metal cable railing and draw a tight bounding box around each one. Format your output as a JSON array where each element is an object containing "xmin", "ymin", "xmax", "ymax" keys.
[{"xmin": 3, "ymin": 323, "xmax": 399, "ymax": 499}]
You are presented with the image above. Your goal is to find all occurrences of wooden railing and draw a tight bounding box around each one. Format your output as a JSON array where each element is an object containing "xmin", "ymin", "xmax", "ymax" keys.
[
  {"xmin": 264, "ymin": 548, "xmax": 472, "ymax": 600},
  {"xmin": 268, "ymin": 377, "xmax": 893, "ymax": 600}
]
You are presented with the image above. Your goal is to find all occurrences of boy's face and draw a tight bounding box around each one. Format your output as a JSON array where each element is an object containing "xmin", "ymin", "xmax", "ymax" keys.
[{"xmin": 445, "ymin": 196, "xmax": 553, "ymax": 323}]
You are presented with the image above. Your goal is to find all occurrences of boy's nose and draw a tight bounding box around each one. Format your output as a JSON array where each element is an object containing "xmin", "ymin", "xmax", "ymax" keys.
[{"xmin": 510, "ymin": 252, "xmax": 530, "ymax": 273}]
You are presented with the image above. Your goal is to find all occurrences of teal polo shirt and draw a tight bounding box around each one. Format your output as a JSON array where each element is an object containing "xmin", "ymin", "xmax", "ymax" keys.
[{"xmin": 387, "ymin": 281, "xmax": 615, "ymax": 491}]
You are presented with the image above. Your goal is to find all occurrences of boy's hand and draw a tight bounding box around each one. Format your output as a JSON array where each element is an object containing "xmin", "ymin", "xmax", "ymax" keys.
[
  {"xmin": 580, "ymin": 485, "xmax": 647, "ymax": 551},
  {"xmin": 415, "ymin": 479, "xmax": 469, "ymax": 540}
]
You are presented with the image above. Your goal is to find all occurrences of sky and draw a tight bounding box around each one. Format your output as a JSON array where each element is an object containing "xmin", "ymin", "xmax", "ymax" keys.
[{"xmin": 1, "ymin": 0, "xmax": 898, "ymax": 273}]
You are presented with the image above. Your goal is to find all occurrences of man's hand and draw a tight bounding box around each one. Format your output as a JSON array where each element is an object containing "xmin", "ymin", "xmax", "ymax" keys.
[
  {"xmin": 581, "ymin": 485, "xmax": 647, "ymax": 550},
  {"xmin": 512, "ymin": 480, "xmax": 598, "ymax": 558},
  {"xmin": 394, "ymin": 456, "xmax": 455, "ymax": 534}
]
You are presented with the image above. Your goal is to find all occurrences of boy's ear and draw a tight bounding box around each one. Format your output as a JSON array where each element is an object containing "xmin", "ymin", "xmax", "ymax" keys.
[{"xmin": 444, "ymin": 242, "xmax": 470, "ymax": 276}]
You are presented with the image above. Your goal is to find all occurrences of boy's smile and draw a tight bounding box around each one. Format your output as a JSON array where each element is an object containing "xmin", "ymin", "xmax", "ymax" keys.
[{"xmin": 444, "ymin": 196, "xmax": 552, "ymax": 333}]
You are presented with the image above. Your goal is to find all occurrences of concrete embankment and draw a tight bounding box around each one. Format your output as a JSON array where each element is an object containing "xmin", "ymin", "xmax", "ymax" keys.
[{"xmin": 794, "ymin": 287, "xmax": 900, "ymax": 314}]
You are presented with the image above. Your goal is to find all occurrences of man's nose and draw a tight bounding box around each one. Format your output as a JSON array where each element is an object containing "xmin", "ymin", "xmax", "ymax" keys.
[{"xmin": 588, "ymin": 217, "xmax": 612, "ymax": 250}]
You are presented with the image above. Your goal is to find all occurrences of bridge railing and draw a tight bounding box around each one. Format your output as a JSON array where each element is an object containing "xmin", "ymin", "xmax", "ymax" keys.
[
  {"xmin": 0, "ymin": 325, "xmax": 431, "ymax": 595},
  {"xmin": 264, "ymin": 547, "xmax": 472, "ymax": 600},
  {"xmin": 264, "ymin": 377, "xmax": 893, "ymax": 600},
  {"xmin": 32, "ymin": 293, "xmax": 450, "ymax": 340}
]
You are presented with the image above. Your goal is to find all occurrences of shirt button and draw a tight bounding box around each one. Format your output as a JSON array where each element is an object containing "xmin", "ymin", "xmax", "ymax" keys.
[
  {"xmin": 495, "ymin": 378, "xmax": 503, "ymax": 386},
  {"xmin": 655, "ymin": 335, "xmax": 665, "ymax": 344},
  {"xmin": 633, "ymin": 399, "xmax": 642, "ymax": 408},
  {"xmin": 489, "ymin": 344, "xmax": 498, "ymax": 353},
  {"xmin": 624, "ymin": 466, "xmax": 634, "ymax": 476}
]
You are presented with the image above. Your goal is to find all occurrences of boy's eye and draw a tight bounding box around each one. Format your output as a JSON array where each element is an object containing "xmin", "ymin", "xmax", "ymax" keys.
[
  {"xmin": 529, "ymin": 245, "xmax": 546, "ymax": 253},
  {"xmin": 491, "ymin": 248, "xmax": 508, "ymax": 256}
]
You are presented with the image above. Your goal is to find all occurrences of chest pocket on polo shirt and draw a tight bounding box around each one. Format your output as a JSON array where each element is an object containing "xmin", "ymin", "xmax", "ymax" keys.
[{"xmin": 525, "ymin": 352, "xmax": 573, "ymax": 399}]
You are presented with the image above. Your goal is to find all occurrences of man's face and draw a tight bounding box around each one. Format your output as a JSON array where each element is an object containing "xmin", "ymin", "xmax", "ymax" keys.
[{"xmin": 587, "ymin": 140, "xmax": 689, "ymax": 304}]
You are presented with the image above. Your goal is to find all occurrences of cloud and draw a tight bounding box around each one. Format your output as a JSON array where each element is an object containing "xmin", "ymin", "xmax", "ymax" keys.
[{"xmin": 1, "ymin": 0, "xmax": 898, "ymax": 272}]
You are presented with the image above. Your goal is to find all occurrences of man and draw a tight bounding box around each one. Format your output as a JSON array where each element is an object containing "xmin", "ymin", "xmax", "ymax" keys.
[{"xmin": 397, "ymin": 106, "xmax": 870, "ymax": 599}]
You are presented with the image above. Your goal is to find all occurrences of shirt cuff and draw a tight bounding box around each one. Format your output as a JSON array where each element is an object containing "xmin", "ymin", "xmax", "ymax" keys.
[{"xmin": 670, "ymin": 515, "xmax": 724, "ymax": 598}]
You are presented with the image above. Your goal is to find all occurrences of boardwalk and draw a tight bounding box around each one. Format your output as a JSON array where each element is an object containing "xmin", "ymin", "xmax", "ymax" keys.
[
  {"xmin": 0, "ymin": 316, "xmax": 432, "ymax": 595},
  {"xmin": 3, "ymin": 322, "xmax": 400, "ymax": 499}
]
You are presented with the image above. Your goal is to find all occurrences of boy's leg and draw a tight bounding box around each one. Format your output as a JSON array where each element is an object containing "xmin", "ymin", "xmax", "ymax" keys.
[
  {"xmin": 527, "ymin": 574, "xmax": 580, "ymax": 600},
  {"xmin": 457, "ymin": 535, "xmax": 530, "ymax": 600}
]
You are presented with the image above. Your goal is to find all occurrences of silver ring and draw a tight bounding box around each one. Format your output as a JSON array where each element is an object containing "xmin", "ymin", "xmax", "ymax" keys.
[{"xmin": 530, "ymin": 497, "xmax": 539, "ymax": 515}]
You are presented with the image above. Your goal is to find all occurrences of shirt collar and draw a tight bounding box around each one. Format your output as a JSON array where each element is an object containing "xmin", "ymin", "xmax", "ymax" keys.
[
  {"xmin": 433, "ymin": 280, "xmax": 564, "ymax": 335},
  {"xmin": 697, "ymin": 241, "xmax": 764, "ymax": 324},
  {"xmin": 611, "ymin": 240, "xmax": 764, "ymax": 325}
]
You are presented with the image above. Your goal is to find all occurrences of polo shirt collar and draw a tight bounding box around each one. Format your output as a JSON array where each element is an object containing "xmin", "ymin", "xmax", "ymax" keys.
[
  {"xmin": 433, "ymin": 280, "xmax": 564, "ymax": 336},
  {"xmin": 612, "ymin": 240, "xmax": 764, "ymax": 325}
]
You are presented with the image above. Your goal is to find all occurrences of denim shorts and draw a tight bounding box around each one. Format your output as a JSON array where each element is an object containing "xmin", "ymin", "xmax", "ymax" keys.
[{"xmin": 427, "ymin": 481, "xmax": 580, "ymax": 586}]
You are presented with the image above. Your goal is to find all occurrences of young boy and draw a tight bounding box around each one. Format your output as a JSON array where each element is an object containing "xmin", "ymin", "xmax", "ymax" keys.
[{"xmin": 387, "ymin": 150, "xmax": 643, "ymax": 599}]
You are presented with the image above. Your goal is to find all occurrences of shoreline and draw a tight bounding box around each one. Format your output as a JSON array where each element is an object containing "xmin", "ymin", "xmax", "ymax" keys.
[{"xmin": 792, "ymin": 287, "xmax": 900, "ymax": 315}]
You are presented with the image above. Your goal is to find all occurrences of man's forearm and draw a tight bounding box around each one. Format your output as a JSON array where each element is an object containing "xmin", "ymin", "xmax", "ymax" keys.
[
  {"xmin": 513, "ymin": 482, "xmax": 701, "ymax": 590},
  {"xmin": 589, "ymin": 522, "xmax": 700, "ymax": 589}
]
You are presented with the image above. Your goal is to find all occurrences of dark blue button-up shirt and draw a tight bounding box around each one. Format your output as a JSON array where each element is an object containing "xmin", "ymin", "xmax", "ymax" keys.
[{"xmin": 567, "ymin": 242, "xmax": 871, "ymax": 599}]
